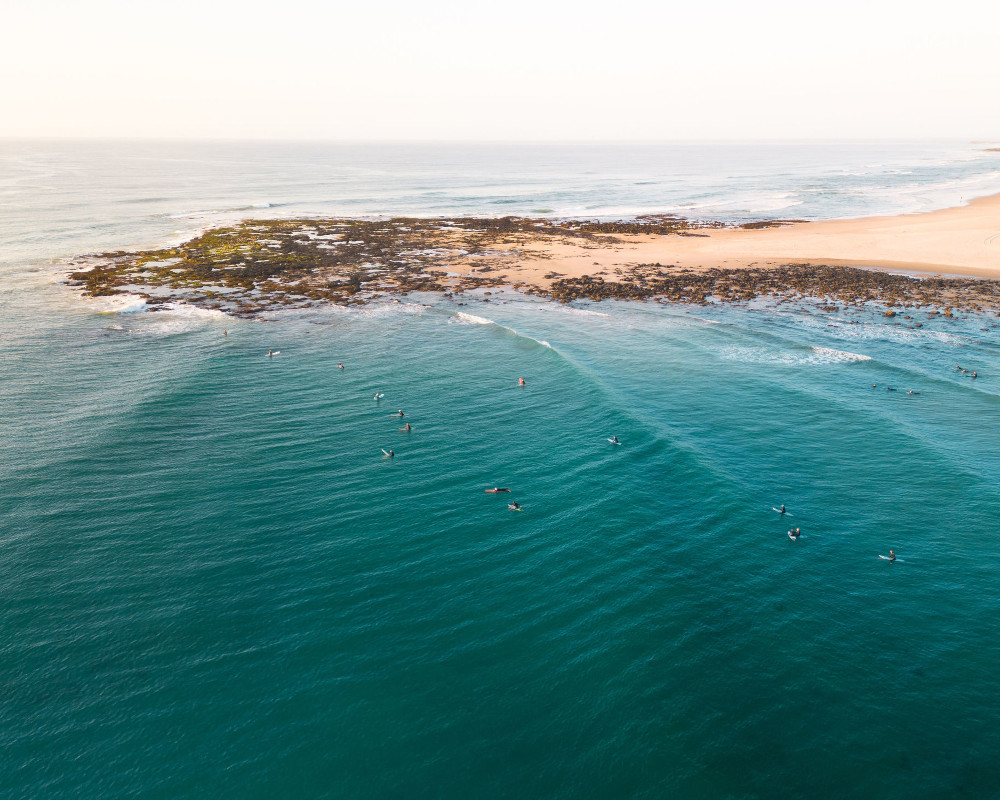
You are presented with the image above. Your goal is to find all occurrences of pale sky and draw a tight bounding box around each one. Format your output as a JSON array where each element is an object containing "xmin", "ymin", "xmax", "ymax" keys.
[{"xmin": 2, "ymin": 0, "xmax": 998, "ymax": 140}]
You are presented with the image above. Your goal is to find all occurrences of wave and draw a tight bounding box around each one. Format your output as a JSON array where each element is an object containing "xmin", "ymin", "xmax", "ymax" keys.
[
  {"xmin": 167, "ymin": 202, "xmax": 282, "ymax": 219},
  {"xmin": 449, "ymin": 310, "xmax": 551, "ymax": 348},
  {"xmin": 808, "ymin": 346, "xmax": 872, "ymax": 363},
  {"xmin": 454, "ymin": 311, "xmax": 494, "ymax": 325},
  {"xmin": 539, "ymin": 305, "xmax": 612, "ymax": 319},
  {"xmin": 91, "ymin": 293, "xmax": 148, "ymax": 314},
  {"xmin": 308, "ymin": 300, "xmax": 430, "ymax": 320},
  {"xmin": 718, "ymin": 344, "xmax": 870, "ymax": 365}
]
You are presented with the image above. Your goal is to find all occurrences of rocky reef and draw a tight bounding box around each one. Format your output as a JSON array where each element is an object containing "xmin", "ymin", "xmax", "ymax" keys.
[
  {"xmin": 66, "ymin": 215, "xmax": 1000, "ymax": 317},
  {"xmin": 547, "ymin": 263, "xmax": 1000, "ymax": 314},
  {"xmin": 67, "ymin": 215, "xmax": 693, "ymax": 316}
]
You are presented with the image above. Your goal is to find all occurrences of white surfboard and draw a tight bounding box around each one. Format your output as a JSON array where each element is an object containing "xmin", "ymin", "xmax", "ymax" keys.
[{"xmin": 878, "ymin": 555, "xmax": 903, "ymax": 562}]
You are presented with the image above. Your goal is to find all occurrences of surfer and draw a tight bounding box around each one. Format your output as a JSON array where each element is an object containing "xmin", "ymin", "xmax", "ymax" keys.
[
  {"xmin": 374, "ymin": 392, "xmax": 382, "ymax": 400},
  {"xmin": 486, "ymin": 487, "xmax": 511, "ymax": 493},
  {"xmin": 885, "ymin": 386, "xmax": 895, "ymax": 392},
  {"xmin": 223, "ymin": 330, "xmax": 227, "ymax": 336},
  {"xmin": 401, "ymin": 423, "xmax": 411, "ymax": 431},
  {"xmin": 509, "ymin": 502, "xmax": 521, "ymax": 511},
  {"xmin": 889, "ymin": 549, "xmax": 896, "ymax": 563},
  {"xmin": 396, "ymin": 410, "xmax": 404, "ymax": 417},
  {"xmin": 518, "ymin": 377, "xmax": 526, "ymax": 386},
  {"xmin": 338, "ymin": 362, "xmax": 344, "ymax": 369},
  {"xmin": 972, "ymin": 371, "xmax": 978, "ymax": 379},
  {"xmin": 872, "ymin": 383, "xmax": 877, "ymax": 389},
  {"xmin": 611, "ymin": 435, "xmax": 619, "ymax": 444},
  {"xmin": 780, "ymin": 504, "xmax": 786, "ymax": 515},
  {"xmin": 268, "ymin": 350, "xmax": 273, "ymax": 358}
]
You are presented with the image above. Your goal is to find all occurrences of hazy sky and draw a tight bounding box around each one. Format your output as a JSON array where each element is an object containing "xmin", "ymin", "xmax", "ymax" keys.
[{"xmin": 3, "ymin": 0, "xmax": 998, "ymax": 140}]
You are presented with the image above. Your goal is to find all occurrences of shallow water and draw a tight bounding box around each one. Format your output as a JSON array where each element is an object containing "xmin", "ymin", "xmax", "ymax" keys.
[{"xmin": 3, "ymin": 142, "xmax": 1000, "ymax": 798}]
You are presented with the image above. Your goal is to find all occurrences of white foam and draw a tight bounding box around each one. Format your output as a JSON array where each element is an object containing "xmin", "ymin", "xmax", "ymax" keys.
[
  {"xmin": 159, "ymin": 302, "xmax": 230, "ymax": 321},
  {"xmin": 91, "ymin": 293, "xmax": 148, "ymax": 314},
  {"xmin": 540, "ymin": 305, "xmax": 612, "ymax": 319},
  {"xmin": 718, "ymin": 346, "xmax": 800, "ymax": 365},
  {"xmin": 453, "ymin": 311, "xmax": 495, "ymax": 325},
  {"xmin": 808, "ymin": 346, "xmax": 872, "ymax": 363},
  {"xmin": 450, "ymin": 311, "xmax": 553, "ymax": 348},
  {"xmin": 339, "ymin": 301, "xmax": 430, "ymax": 319},
  {"xmin": 719, "ymin": 344, "xmax": 870, "ymax": 366}
]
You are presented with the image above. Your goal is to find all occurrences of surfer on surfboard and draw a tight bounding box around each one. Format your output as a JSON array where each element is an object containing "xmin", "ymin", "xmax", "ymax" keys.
[{"xmin": 485, "ymin": 487, "xmax": 510, "ymax": 493}]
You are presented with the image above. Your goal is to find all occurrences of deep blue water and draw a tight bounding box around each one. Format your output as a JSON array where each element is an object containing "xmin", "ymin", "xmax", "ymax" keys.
[{"xmin": 3, "ymin": 141, "xmax": 1000, "ymax": 798}]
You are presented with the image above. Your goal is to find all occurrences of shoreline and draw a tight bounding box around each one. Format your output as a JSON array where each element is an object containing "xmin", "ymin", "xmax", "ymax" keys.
[{"xmin": 66, "ymin": 194, "xmax": 1000, "ymax": 316}]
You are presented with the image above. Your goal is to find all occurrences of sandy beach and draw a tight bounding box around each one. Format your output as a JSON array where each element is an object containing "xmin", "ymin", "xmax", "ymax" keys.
[{"xmin": 501, "ymin": 192, "xmax": 1000, "ymax": 287}]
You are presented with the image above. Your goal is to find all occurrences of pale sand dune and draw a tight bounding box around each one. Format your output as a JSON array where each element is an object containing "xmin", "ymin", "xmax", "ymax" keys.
[{"xmin": 497, "ymin": 193, "xmax": 1000, "ymax": 286}]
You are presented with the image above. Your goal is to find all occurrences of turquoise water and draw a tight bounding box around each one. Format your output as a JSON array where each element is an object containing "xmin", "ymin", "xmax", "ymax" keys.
[{"xmin": 4, "ymin": 142, "xmax": 1000, "ymax": 798}]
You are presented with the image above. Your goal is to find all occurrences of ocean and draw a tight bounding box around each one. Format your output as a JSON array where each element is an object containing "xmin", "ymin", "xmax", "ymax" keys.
[{"xmin": 3, "ymin": 140, "xmax": 1000, "ymax": 798}]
